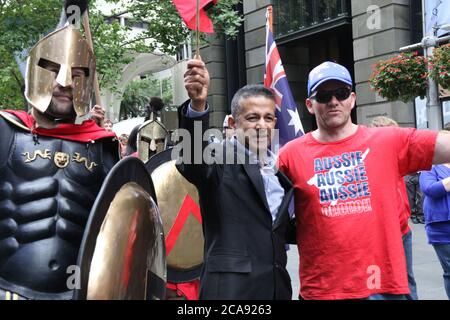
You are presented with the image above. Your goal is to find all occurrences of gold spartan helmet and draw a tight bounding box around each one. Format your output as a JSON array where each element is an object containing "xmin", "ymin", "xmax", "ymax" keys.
[
  {"xmin": 25, "ymin": 25, "xmax": 96, "ymax": 117},
  {"xmin": 137, "ymin": 119, "xmax": 169, "ymax": 162}
]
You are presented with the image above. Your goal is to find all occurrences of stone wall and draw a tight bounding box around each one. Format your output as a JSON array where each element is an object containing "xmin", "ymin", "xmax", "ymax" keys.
[
  {"xmin": 198, "ymin": 34, "xmax": 228, "ymax": 128},
  {"xmin": 210, "ymin": 0, "xmax": 417, "ymax": 128},
  {"xmin": 352, "ymin": 0, "xmax": 415, "ymax": 127}
]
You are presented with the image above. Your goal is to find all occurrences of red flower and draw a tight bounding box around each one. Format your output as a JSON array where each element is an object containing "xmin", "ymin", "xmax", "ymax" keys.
[{"xmin": 369, "ymin": 52, "xmax": 427, "ymax": 102}]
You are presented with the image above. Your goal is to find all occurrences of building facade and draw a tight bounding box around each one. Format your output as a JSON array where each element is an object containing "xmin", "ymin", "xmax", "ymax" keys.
[{"xmin": 200, "ymin": 0, "xmax": 449, "ymax": 130}]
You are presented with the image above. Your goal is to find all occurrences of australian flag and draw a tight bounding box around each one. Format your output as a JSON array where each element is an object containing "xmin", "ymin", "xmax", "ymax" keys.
[{"xmin": 264, "ymin": 7, "xmax": 303, "ymax": 147}]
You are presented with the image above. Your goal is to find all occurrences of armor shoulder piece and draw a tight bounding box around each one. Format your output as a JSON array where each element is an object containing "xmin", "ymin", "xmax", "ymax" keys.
[
  {"xmin": 0, "ymin": 111, "xmax": 22, "ymax": 168},
  {"xmin": 0, "ymin": 111, "xmax": 31, "ymax": 132}
]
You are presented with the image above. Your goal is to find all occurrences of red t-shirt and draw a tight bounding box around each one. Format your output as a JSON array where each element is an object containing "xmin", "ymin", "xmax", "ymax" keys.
[
  {"xmin": 398, "ymin": 178, "xmax": 411, "ymax": 235},
  {"xmin": 278, "ymin": 126, "xmax": 437, "ymax": 300}
]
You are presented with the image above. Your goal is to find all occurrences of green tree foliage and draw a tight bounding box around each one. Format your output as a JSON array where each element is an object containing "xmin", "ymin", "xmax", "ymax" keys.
[
  {"xmin": 0, "ymin": 0, "xmax": 62, "ymax": 109},
  {"xmin": 122, "ymin": 0, "xmax": 243, "ymax": 54},
  {"xmin": 119, "ymin": 76, "xmax": 173, "ymax": 120},
  {"xmin": 0, "ymin": 0, "xmax": 243, "ymax": 110}
]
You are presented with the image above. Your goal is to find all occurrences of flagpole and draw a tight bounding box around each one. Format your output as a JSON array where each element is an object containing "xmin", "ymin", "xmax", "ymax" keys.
[
  {"xmin": 196, "ymin": 0, "xmax": 200, "ymax": 58},
  {"xmin": 264, "ymin": 4, "xmax": 304, "ymax": 144},
  {"xmin": 267, "ymin": 5, "xmax": 273, "ymax": 32}
]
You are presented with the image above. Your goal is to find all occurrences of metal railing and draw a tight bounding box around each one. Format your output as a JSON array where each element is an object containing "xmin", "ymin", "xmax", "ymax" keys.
[{"xmin": 273, "ymin": 0, "xmax": 350, "ymax": 37}]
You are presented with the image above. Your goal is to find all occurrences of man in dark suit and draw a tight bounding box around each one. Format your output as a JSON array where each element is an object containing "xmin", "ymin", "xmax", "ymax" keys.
[{"xmin": 175, "ymin": 58, "xmax": 294, "ymax": 300}]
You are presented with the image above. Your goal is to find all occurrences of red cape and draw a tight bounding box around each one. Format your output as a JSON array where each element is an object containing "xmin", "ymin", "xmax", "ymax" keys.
[
  {"xmin": 2, "ymin": 110, "xmax": 117, "ymax": 143},
  {"xmin": 166, "ymin": 280, "xmax": 200, "ymax": 300}
]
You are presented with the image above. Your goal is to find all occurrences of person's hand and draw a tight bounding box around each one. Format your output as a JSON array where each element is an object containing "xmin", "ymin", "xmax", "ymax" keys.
[
  {"xmin": 90, "ymin": 105, "xmax": 105, "ymax": 126},
  {"xmin": 184, "ymin": 56, "xmax": 210, "ymax": 112},
  {"xmin": 442, "ymin": 176, "xmax": 450, "ymax": 192}
]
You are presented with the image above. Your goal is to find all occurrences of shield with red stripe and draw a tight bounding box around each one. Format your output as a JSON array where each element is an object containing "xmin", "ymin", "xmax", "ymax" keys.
[
  {"xmin": 146, "ymin": 149, "xmax": 203, "ymax": 283},
  {"xmin": 74, "ymin": 157, "xmax": 166, "ymax": 300}
]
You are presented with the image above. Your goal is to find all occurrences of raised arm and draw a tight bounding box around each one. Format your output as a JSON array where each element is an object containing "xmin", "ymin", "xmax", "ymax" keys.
[
  {"xmin": 175, "ymin": 57, "xmax": 213, "ymax": 186},
  {"xmin": 433, "ymin": 132, "xmax": 450, "ymax": 164}
]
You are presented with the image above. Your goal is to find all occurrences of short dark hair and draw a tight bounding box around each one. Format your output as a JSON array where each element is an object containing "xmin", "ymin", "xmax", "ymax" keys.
[
  {"xmin": 149, "ymin": 97, "xmax": 164, "ymax": 111},
  {"xmin": 145, "ymin": 97, "xmax": 165, "ymax": 120},
  {"xmin": 125, "ymin": 125, "xmax": 139, "ymax": 156},
  {"xmin": 444, "ymin": 122, "xmax": 450, "ymax": 131},
  {"xmin": 230, "ymin": 85, "xmax": 275, "ymax": 120}
]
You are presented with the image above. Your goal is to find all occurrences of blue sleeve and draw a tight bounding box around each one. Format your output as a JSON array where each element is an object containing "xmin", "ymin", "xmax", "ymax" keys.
[
  {"xmin": 185, "ymin": 102, "xmax": 209, "ymax": 118},
  {"xmin": 419, "ymin": 169, "xmax": 448, "ymax": 198}
]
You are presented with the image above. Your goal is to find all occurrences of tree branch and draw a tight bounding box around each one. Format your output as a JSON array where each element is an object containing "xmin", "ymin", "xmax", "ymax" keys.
[
  {"xmin": 11, "ymin": 69, "xmax": 27, "ymax": 110},
  {"xmin": 121, "ymin": 35, "xmax": 153, "ymax": 47},
  {"xmin": 10, "ymin": 69, "xmax": 23, "ymax": 89},
  {"xmin": 104, "ymin": 10, "xmax": 129, "ymax": 20}
]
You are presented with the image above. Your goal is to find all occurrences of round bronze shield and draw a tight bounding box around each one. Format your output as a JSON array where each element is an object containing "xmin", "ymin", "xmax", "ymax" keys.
[
  {"xmin": 146, "ymin": 149, "xmax": 203, "ymax": 283},
  {"xmin": 74, "ymin": 157, "xmax": 166, "ymax": 300}
]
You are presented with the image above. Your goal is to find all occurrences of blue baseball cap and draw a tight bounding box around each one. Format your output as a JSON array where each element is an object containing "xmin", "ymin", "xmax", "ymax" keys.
[{"xmin": 307, "ymin": 62, "xmax": 353, "ymax": 96}]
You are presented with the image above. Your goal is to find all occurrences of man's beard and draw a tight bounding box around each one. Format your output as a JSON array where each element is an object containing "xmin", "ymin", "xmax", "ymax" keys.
[{"xmin": 44, "ymin": 100, "xmax": 77, "ymax": 122}]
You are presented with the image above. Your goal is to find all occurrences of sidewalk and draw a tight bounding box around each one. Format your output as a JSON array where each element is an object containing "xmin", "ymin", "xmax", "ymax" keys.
[
  {"xmin": 286, "ymin": 222, "xmax": 448, "ymax": 300},
  {"xmin": 410, "ymin": 222, "xmax": 447, "ymax": 299}
]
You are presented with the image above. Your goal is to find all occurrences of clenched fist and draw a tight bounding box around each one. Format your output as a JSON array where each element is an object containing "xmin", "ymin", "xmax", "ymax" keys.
[
  {"xmin": 184, "ymin": 56, "xmax": 210, "ymax": 112},
  {"xmin": 90, "ymin": 104, "xmax": 106, "ymax": 126}
]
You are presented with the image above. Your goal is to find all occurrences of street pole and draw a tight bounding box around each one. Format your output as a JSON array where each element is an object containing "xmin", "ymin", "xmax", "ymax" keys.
[
  {"xmin": 398, "ymin": 2, "xmax": 450, "ymax": 130},
  {"xmin": 424, "ymin": 33, "xmax": 442, "ymax": 131},
  {"xmin": 422, "ymin": 0, "xmax": 441, "ymax": 131},
  {"xmin": 400, "ymin": 33, "xmax": 450, "ymax": 130}
]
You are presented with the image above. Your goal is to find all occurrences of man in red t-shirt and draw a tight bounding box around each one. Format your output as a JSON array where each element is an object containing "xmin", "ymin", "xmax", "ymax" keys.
[{"xmin": 278, "ymin": 61, "xmax": 450, "ymax": 300}]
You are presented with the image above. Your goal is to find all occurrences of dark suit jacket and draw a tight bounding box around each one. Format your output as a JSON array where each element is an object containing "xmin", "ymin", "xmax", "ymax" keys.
[{"xmin": 176, "ymin": 102, "xmax": 293, "ymax": 300}]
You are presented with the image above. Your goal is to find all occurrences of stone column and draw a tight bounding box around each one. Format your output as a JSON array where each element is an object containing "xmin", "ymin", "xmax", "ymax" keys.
[
  {"xmin": 198, "ymin": 34, "xmax": 228, "ymax": 128},
  {"xmin": 243, "ymin": 0, "xmax": 312, "ymax": 131},
  {"xmin": 352, "ymin": 0, "xmax": 415, "ymax": 127},
  {"xmin": 243, "ymin": 0, "xmax": 271, "ymax": 85}
]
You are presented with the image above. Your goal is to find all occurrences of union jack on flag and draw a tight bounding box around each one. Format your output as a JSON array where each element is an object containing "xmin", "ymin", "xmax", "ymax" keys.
[{"xmin": 264, "ymin": 7, "xmax": 304, "ymax": 147}]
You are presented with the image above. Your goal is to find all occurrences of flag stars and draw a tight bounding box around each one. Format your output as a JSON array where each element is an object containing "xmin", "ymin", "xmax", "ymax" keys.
[{"xmin": 287, "ymin": 109, "xmax": 303, "ymax": 135}]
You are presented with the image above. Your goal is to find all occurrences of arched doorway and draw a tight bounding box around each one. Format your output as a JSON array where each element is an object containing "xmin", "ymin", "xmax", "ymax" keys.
[{"xmin": 102, "ymin": 52, "xmax": 176, "ymax": 122}]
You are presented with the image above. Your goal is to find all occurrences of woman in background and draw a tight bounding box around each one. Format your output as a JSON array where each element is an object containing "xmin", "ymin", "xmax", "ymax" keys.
[{"xmin": 419, "ymin": 125, "xmax": 450, "ymax": 299}]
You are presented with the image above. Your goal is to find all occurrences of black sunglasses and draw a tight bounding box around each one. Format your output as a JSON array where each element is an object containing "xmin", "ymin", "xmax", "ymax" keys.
[{"xmin": 310, "ymin": 87, "xmax": 352, "ymax": 104}]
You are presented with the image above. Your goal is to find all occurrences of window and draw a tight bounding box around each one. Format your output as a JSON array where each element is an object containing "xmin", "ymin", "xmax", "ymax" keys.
[{"xmin": 273, "ymin": 0, "xmax": 351, "ymax": 37}]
